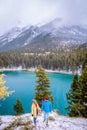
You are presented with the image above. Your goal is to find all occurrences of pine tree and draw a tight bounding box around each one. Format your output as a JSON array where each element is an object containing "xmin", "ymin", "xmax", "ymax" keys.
[
  {"xmin": 0, "ymin": 73, "xmax": 13, "ymax": 99},
  {"xmin": 66, "ymin": 74, "xmax": 82, "ymax": 117},
  {"xmin": 66, "ymin": 66, "xmax": 87, "ymax": 117},
  {"xmin": 79, "ymin": 66, "xmax": 87, "ymax": 117},
  {"xmin": 35, "ymin": 65, "xmax": 54, "ymax": 107},
  {"xmin": 14, "ymin": 98, "xmax": 24, "ymax": 115}
]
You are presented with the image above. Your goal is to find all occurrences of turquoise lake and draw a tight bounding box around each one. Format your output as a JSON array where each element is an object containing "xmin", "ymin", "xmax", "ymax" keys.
[{"xmin": 0, "ymin": 71, "xmax": 74, "ymax": 115}]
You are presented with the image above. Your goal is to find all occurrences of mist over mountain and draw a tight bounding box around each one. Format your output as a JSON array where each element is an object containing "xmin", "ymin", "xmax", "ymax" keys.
[{"xmin": 0, "ymin": 18, "xmax": 87, "ymax": 52}]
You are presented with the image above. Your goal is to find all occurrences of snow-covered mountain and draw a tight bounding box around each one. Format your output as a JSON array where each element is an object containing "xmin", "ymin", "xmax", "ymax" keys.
[
  {"xmin": 0, "ymin": 25, "xmax": 40, "ymax": 51},
  {"xmin": 0, "ymin": 18, "xmax": 87, "ymax": 52}
]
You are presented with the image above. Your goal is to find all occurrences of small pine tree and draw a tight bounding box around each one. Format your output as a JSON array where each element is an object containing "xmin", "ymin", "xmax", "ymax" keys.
[
  {"xmin": 66, "ymin": 74, "xmax": 82, "ymax": 117},
  {"xmin": 14, "ymin": 98, "xmax": 24, "ymax": 115},
  {"xmin": 35, "ymin": 65, "xmax": 54, "ymax": 107}
]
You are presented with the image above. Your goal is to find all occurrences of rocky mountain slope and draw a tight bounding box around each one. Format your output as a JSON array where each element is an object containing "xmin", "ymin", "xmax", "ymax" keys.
[
  {"xmin": 0, "ymin": 18, "xmax": 87, "ymax": 52},
  {"xmin": 0, "ymin": 111, "xmax": 87, "ymax": 130}
]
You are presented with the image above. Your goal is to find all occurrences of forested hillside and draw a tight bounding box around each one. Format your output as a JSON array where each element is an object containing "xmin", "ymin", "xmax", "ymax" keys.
[{"xmin": 0, "ymin": 43, "xmax": 87, "ymax": 72}]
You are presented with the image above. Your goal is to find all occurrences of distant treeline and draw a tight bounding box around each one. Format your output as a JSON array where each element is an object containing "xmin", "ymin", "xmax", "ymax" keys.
[{"xmin": 0, "ymin": 46, "xmax": 87, "ymax": 72}]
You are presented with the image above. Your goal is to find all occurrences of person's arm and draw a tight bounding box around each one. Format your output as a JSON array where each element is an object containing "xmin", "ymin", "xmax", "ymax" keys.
[
  {"xmin": 50, "ymin": 102, "xmax": 52, "ymax": 112},
  {"xmin": 31, "ymin": 104, "xmax": 34, "ymax": 116},
  {"xmin": 41, "ymin": 101, "xmax": 44, "ymax": 111},
  {"xmin": 37, "ymin": 103, "xmax": 40, "ymax": 111}
]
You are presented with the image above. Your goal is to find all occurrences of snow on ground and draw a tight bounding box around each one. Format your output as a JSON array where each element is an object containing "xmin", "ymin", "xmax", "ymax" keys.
[
  {"xmin": 0, "ymin": 111, "xmax": 87, "ymax": 130},
  {"xmin": 0, "ymin": 67, "xmax": 81, "ymax": 75}
]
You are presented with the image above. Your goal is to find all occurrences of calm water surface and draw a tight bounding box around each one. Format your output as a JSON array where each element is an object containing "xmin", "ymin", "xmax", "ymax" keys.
[{"xmin": 0, "ymin": 71, "xmax": 74, "ymax": 115}]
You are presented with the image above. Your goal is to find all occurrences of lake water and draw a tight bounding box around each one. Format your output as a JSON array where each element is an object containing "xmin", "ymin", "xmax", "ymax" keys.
[{"xmin": 0, "ymin": 71, "xmax": 74, "ymax": 115}]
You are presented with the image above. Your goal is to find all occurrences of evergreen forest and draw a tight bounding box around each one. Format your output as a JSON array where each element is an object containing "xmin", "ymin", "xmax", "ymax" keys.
[{"xmin": 0, "ymin": 43, "xmax": 87, "ymax": 72}]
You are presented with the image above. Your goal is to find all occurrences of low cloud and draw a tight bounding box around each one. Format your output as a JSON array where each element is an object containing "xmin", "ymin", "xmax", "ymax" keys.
[{"xmin": 0, "ymin": 0, "xmax": 87, "ymax": 35}]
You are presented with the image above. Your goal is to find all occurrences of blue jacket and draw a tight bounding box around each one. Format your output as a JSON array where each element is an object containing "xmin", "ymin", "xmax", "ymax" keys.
[{"xmin": 42, "ymin": 100, "xmax": 52, "ymax": 113}]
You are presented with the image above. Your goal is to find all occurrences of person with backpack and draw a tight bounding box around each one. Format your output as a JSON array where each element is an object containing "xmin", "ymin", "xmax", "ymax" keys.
[
  {"xmin": 31, "ymin": 99, "xmax": 40, "ymax": 126},
  {"xmin": 42, "ymin": 96, "xmax": 52, "ymax": 126}
]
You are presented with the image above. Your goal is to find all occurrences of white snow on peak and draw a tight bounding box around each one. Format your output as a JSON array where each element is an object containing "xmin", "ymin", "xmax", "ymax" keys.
[
  {"xmin": 23, "ymin": 42, "xmax": 28, "ymax": 46},
  {"xmin": 7, "ymin": 27, "xmax": 23, "ymax": 42}
]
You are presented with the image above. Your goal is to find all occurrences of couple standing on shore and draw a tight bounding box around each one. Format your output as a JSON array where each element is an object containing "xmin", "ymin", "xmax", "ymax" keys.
[{"xmin": 31, "ymin": 96, "xmax": 52, "ymax": 126}]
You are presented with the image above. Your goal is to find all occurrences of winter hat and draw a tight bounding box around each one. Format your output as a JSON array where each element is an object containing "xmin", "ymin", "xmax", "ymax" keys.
[
  {"xmin": 44, "ymin": 96, "xmax": 48, "ymax": 101},
  {"xmin": 32, "ymin": 99, "xmax": 37, "ymax": 103}
]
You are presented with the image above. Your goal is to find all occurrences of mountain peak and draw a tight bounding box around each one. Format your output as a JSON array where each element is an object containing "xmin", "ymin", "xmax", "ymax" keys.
[{"xmin": 0, "ymin": 19, "xmax": 87, "ymax": 52}]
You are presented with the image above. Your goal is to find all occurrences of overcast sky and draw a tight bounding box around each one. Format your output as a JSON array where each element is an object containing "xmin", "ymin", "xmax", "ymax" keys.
[{"xmin": 0, "ymin": 0, "xmax": 87, "ymax": 35}]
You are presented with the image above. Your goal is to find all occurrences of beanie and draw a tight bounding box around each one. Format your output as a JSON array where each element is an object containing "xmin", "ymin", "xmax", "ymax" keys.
[{"xmin": 44, "ymin": 96, "xmax": 48, "ymax": 101}]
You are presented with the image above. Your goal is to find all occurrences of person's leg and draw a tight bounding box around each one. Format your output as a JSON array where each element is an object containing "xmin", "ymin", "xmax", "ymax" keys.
[
  {"xmin": 46, "ymin": 113, "xmax": 49, "ymax": 124},
  {"xmin": 44, "ymin": 112, "xmax": 49, "ymax": 125},
  {"xmin": 33, "ymin": 117, "xmax": 36, "ymax": 125},
  {"xmin": 44, "ymin": 112, "xmax": 46, "ymax": 122}
]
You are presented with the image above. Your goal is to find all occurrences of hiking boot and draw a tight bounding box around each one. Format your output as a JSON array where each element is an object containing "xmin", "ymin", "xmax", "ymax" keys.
[
  {"xmin": 33, "ymin": 124, "xmax": 36, "ymax": 127},
  {"xmin": 46, "ymin": 122, "xmax": 48, "ymax": 126},
  {"xmin": 43, "ymin": 119, "xmax": 45, "ymax": 122}
]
